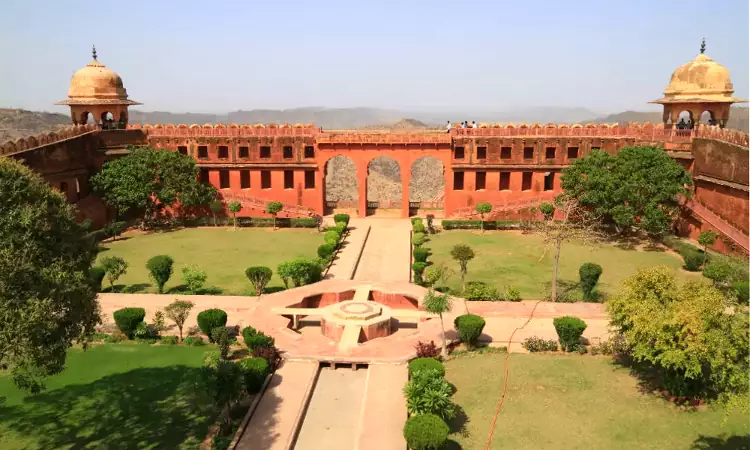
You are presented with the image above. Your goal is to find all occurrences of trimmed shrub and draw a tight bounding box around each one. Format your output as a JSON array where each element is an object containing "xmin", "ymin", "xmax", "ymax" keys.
[
  {"xmin": 197, "ymin": 309, "xmax": 228, "ymax": 342},
  {"xmin": 252, "ymin": 345, "xmax": 281, "ymax": 370},
  {"xmin": 89, "ymin": 266, "xmax": 106, "ymax": 291},
  {"xmin": 333, "ymin": 213, "xmax": 350, "ymax": 226},
  {"xmin": 408, "ymin": 357, "xmax": 445, "ymax": 378},
  {"xmin": 553, "ymin": 316, "xmax": 587, "ymax": 352},
  {"xmin": 246, "ymin": 332, "xmax": 275, "ymax": 350},
  {"xmin": 245, "ymin": 266, "xmax": 272, "ymax": 295},
  {"xmin": 539, "ymin": 202, "xmax": 555, "ymax": 219},
  {"xmin": 133, "ymin": 321, "xmax": 152, "ymax": 340},
  {"xmin": 181, "ymin": 264, "xmax": 207, "ymax": 293},
  {"xmin": 412, "ymin": 262, "xmax": 427, "ymax": 285},
  {"xmin": 211, "ymin": 326, "xmax": 231, "ymax": 359},
  {"xmin": 413, "ymin": 247, "xmax": 429, "ymax": 263},
  {"xmin": 290, "ymin": 217, "xmax": 318, "ymax": 228},
  {"xmin": 241, "ymin": 326, "xmax": 257, "ymax": 344},
  {"xmin": 113, "ymin": 307, "xmax": 146, "ymax": 339},
  {"xmin": 324, "ymin": 229, "xmax": 341, "ymax": 247},
  {"xmin": 579, "ymin": 262, "xmax": 603, "ymax": 301},
  {"xmin": 161, "ymin": 335, "xmax": 178, "ymax": 345},
  {"xmin": 734, "ymin": 280, "xmax": 749, "ymax": 305},
  {"xmin": 505, "ymin": 285, "xmax": 521, "ymax": 302},
  {"xmin": 335, "ymin": 221, "xmax": 347, "ymax": 234},
  {"xmin": 404, "ymin": 369, "xmax": 455, "ymax": 419},
  {"xmin": 522, "ymin": 336, "xmax": 558, "ymax": 352},
  {"xmin": 463, "ymin": 281, "xmax": 502, "ymax": 301},
  {"xmin": 441, "ymin": 219, "xmax": 520, "ymax": 230},
  {"xmin": 183, "ymin": 336, "xmax": 205, "ymax": 346},
  {"xmin": 239, "ymin": 357, "xmax": 270, "ymax": 394},
  {"xmin": 277, "ymin": 259, "xmax": 322, "ymax": 288},
  {"xmin": 412, "ymin": 232, "xmax": 426, "ymax": 247},
  {"xmin": 317, "ymin": 243, "xmax": 336, "ymax": 260},
  {"xmin": 454, "ymin": 314, "xmax": 486, "ymax": 350},
  {"xmin": 682, "ymin": 249, "xmax": 704, "ymax": 271},
  {"xmin": 414, "ymin": 341, "xmax": 440, "ymax": 358},
  {"xmin": 413, "ymin": 221, "xmax": 426, "ymax": 234},
  {"xmin": 146, "ymin": 255, "xmax": 174, "ymax": 293},
  {"xmin": 403, "ymin": 414, "xmax": 449, "ymax": 450}
]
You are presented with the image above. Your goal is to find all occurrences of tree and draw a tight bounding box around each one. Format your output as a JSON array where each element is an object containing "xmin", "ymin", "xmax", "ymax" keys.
[
  {"xmin": 245, "ymin": 266, "xmax": 272, "ymax": 295},
  {"xmin": 90, "ymin": 146, "xmax": 216, "ymax": 227},
  {"xmin": 561, "ymin": 146, "xmax": 692, "ymax": 238},
  {"xmin": 523, "ymin": 197, "xmax": 603, "ymax": 302},
  {"xmin": 277, "ymin": 259, "xmax": 322, "ymax": 288},
  {"xmin": 201, "ymin": 360, "xmax": 244, "ymax": 429},
  {"xmin": 698, "ymin": 230, "xmax": 718, "ymax": 267},
  {"xmin": 100, "ymin": 256, "xmax": 128, "ymax": 292},
  {"xmin": 423, "ymin": 289, "xmax": 453, "ymax": 359},
  {"xmin": 476, "ymin": 202, "xmax": 492, "ymax": 232},
  {"xmin": 228, "ymin": 201, "xmax": 242, "ymax": 229},
  {"xmin": 164, "ymin": 300, "xmax": 194, "ymax": 341},
  {"xmin": 0, "ymin": 157, "xmax": 99, "ymax": 392},
  {"xmin": 181, "ymin": 264, "xmax": 207, "ymax": 293},
  {"xmin": 209, "ymin": 200, "xmax": 223, "ymax": 227},
  {"xmin": 266, "ymin": 201, "xmax": 283, "ymax": 229},
  {"xmin": 607, "ymin": 266, "xmax": 749, "ymax": 411},
  {"xmin": 146, "ymin": 255, "xmax": 174, "ymax": 293},
  {"xmin": 450, "ymin": 244, "xmax": 475, "ymax": 292}
]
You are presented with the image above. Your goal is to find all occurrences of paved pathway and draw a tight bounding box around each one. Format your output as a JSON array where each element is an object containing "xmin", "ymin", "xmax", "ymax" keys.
[
  {"xmin": 235, "ymin": 360, "xmax": 319, "ymax": 450},
  {"xmin": 357, "ymin": 364, "xmax": 408, "ymax": 450},
  {"xmin": 353, "ymin": 219, "xmax": 412, "ymax": 282},
  {"xmin": 325, "ymin": 220, "xmax": 370, "ymax": 280},
  {"xmin": 294, "ymin": 367, "xmax": 368, "ymax": 450}
]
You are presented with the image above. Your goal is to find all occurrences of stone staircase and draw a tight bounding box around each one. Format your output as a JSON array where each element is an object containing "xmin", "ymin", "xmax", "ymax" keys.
[
  {"xmin": 451, "ymin": 197, "xmax": 550, "ymax": 219},
  {"xmin": 220, "ymin": 191, "xmax": 321, "ymax": 220}
]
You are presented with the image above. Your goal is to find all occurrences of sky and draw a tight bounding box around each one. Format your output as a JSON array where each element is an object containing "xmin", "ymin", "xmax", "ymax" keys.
[{"xmin": 1, "ymin": 0, "xmax": 748, "ymax": 115}]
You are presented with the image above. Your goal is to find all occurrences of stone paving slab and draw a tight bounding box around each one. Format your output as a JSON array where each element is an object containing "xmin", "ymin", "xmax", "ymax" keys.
[
  {"xmin": 294, "ymin": 367, "xmax": 368, "ymax": 450},
  {"xmin": 357, "ymin": 364, "xmax": 408, "ymax": 450},
  {"xmin": 236, "ymin": 360, "xmax": 318, "ymax": 450},
  {"xmin": 325, "ymin": 221, "xmax": 370, "ymax": 280},
  {"xmin": 353, "ymin": 219, "xmax": 412, "ymax": 282}
]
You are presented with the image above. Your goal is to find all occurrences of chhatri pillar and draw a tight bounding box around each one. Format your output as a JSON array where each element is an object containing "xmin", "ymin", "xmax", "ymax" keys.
[
  {"xmin": 56, "ymin": 46, "xmax": 141, "ymax": 129},
  {"xmin": 650, "ymin": 39, "xmax": 746, "ymax": 129}
]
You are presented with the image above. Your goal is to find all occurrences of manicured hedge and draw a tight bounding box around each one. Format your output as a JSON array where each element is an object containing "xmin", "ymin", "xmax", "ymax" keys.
[
  {"xmin": 403, "ymin": 414, "xmax": 449, "ymax": 450},
  {"xmin": 113, "ymin": 307, "xmax": 146, "ymax": 339},
  {"xmin": 441, "ymin": 220, "xmax": 520, "ymax": 230},
  {"xmin": 333, "ymin": 213, "xmax": 350, "ymax": 226},
  {"xmin": 196, "ymin": 308, "xmax": 228, "ymax": 341},
  {"xmin": 553, "ymin": 316, "xmax": 587, "ymax": 352},
  {"xmin": 184, "ymin": 216, "xmax": 319, "ymax": 228},
  {"xmin": 239, "ymin": 357, "xmax": 270, "ymax": 393},
  {"xmin": 408, "ymin": 357, "xmax": 445, "ymax": 378},
  {"xmin": 454, "ymin": 314, "xmax": 486, "ymax": 349}
]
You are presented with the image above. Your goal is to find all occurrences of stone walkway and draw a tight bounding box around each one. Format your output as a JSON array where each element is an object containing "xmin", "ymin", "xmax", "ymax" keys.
[
  {"xmin": 324, "ymin": 221, "xmax": 370, "ymax": 280},
  {"xmin": 356, "ymin": 364, "xmax": 408, "ymax": 450},
  {"xmin": 352, "ymin": 219, "xmax": 412, "ymax": 282},
  {"xmin": 235, "ymin": 360, "xmax": 318, "ymax": 450}
]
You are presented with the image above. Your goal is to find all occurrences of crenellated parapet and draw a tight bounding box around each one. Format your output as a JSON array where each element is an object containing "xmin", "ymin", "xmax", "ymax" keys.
[
  {"xmin": 694, "ymin": 125, "xmax": 749, "ymax": 148},
  {"xmin": 132, "ymin": 123, "xmax": 321, "ymax": 137},
  {"xmin": 0, "ymin": 124, "xmax": 98, "ymax": 156}
]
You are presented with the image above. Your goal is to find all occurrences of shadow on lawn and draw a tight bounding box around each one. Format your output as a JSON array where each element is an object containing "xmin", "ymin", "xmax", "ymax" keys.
[
  {"xmin": 691, "ymin": 434, "xmax": 750, "ymax": 450},
  {"xmin": 0, "ymin": 366, "xmax": 216, "ymax": 450}
]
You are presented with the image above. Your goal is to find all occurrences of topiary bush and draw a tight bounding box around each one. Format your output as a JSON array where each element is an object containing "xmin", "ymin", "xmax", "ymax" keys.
[
  {"xmin": 413, "ymin": 221, "xmax": 426, "ymax": 234},
  {"xmin": 413, "ymin": 247, "xmax": 429, "ymax": 263},
  {"xmin": 462, "ymin": 281, "xmax": 502, "ymax": 301},
  {"xmin": 317, "ymin": 243, "xmax": 336, "ymax": 260},
  {"xmin": 403, "ymin": 414, "xmax": 449, "ymax": 450},
  {"xmin": 211, "ymin": 326, "xmax": 231, "ymax": 359},
  {"xmin": 553, "ymin": 316, "xmax": 587, "ymax": 352},
  {"xmin": 241, "ymin": 325, "xmax": 257, "ymax": 344},
  {"xmin": 682, "ymin": 249, "xmax": 704, "ymax": 272},
  {"xmin": 454, "ymin": 314, "xmax": 486, "ymax": 350},
  {"xmin": 239, "ymin": 357, "xmax": 270, "ymax": 394},
  {"xmin": 113, "ymin": 307, "xmax": 146, "ymax": 339},
  {"xmin": 333, "ymin": 213, "xmax": 350, "ymax": 226},
  {"xmin": 412, "ymin": 232, "xmax": 426, "ymax": 247},
  {"xmin": 245, "ymin": 266, "xmax": 272, "ymax": 295},
  {"xmin": 412, "ymin": 262, "xmax": 427, "ymax": 285},
  {"xmin": 197, "ymin": 309, "xmax": 228, "ymax": 342},
  {"xmin": 324, "ymin": 229, "xmax": 341, "ymax": 247},
  {"xmin": 146, "ymin": 255, "xmax": 174, "ymax": 294},
  {"xmin": 408, "ymin": 357, "xmax": 445, "ymax": 378},
  {"xmin": 404, "ymin": 369, "xmax": 455, "ymax": 419},
  {"xmin": 335, "ymin": 221, "xmax": 347, "ymax": 234},
  {"xmin": 246, "ymin": 332, "xmax": 275, "ymax": 350},
  {"xmin": 89, "ymin": 266, "xmax": 106, "ymax": 291},
  {"xmin": 579, "ymin": 262, "xmax": 603, "ymax": 301}
]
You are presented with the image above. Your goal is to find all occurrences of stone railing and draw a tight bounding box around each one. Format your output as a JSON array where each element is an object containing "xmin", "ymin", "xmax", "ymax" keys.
[
  {"xmin": 132, "ymin": 123, "xmax": 321, "ymax": 137},
  {"xmin": 0, "ymin": 124, "xmax": 97, "ymax": 156},
  {"xmin": 694, "ymin": 126, "xmax": 749, "ymax": 148},
  {"xmin": 451, "ymin": 123, "xmax": 694, "ymax": 143}
]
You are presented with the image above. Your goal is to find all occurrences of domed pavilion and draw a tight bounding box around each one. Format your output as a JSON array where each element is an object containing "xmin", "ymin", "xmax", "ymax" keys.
[
  {"xmin": 56, "ymin": 46, "xmax": 141, "ymax": 129},
  {"xmin": 651, "ymin": 39, "xmax": 746, "ymax": 129}
]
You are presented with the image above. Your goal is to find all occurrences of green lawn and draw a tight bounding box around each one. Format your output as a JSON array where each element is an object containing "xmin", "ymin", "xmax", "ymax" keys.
[
  {"xmin": 444, "ymin": 353, "xmax": 749, "ymax": 450},
  {"xmin": 0, "ymin": 343, "xmax": 214, "ymax": 450},
  {"xmin": 427, "ymin": 231, "xmax": 703, "ymax": 299},
  {"xmin": 96, "ymin": 227, "xmax": 322, "ymax": 295}
]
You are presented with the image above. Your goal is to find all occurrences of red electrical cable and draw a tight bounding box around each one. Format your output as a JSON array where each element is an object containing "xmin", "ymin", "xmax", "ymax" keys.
[{"xmin": 484, "ymin": 300, "xmax": 542, "ymax": 450}]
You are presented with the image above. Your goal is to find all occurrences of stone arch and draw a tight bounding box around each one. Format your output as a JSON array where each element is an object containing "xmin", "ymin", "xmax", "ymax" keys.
[
  {"xmin": 367, "ymin": 155, "xmax": 402, "ymax": 206},
  {"xmin": 677, "ymin": 110, "xmax": 694, "ymax": 129},
  {"xmin": 699, "ymin": 110, "xmax": 716, "ymax": 126},
  {"xmin": 324, "ymin": 155, "xmax": 359, "ymax": 205},
  {"xmin": 409, "ymin": 156, "xmax": 445, "ymax": 205}
]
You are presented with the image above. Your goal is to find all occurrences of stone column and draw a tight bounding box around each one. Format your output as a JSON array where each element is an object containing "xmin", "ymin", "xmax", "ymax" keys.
[
  {"xmin": 357, "ymin": 162, "xmax": 368, "ymax": 218},
  {"xmin": 401, "ymin": 165, "xmax": 411, "ymax": 218}
]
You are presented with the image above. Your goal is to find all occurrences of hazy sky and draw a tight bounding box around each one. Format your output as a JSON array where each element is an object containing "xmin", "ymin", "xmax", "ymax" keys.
[{"xmin": 1, "ymin": 0, "xmax": 747, "ymax": 114}]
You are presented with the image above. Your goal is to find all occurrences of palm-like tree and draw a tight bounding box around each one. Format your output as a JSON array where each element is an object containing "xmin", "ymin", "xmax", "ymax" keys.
[{"xmin": 423, "ymin": 289, "xmax": 453, "ymax": 359}]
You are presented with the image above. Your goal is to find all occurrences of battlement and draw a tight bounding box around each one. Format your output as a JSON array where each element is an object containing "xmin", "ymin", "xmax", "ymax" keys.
[
  {"xmin": 131, "ymin": 123, "xmax": 321, "ymax": 137},
  {"xmin": 0, "ymin": 124, "xmax": 98, "ymax": 156}
]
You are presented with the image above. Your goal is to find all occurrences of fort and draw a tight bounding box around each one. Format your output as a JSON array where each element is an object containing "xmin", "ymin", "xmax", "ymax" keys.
[{"xmin": 1, "ymin": 45, "xmax": 748, "ymax": 255}]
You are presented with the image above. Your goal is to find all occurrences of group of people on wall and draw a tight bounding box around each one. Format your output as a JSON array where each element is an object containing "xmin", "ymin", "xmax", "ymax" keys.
[{"xmin": 446, "ymin": 120, "xmax": 477, "ymax": 131}]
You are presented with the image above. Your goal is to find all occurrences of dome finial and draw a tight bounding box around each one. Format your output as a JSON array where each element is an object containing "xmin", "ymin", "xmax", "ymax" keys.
[
  {"xmin": 92, "ymin": 45, "xmax": 97, "ymax": 61},
  {"xmin": 700, "ymin": 37, "xmax": 706, "ymax": 54}
]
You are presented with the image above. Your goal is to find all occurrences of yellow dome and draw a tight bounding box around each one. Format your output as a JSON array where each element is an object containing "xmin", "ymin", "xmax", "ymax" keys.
[
  {"xmin": 57, "ymin": 48, "xmax": 140, "ymax": 106},
  {"xmin": 653, "ymin": 48, "xmax": 744, "ymax": 104}
]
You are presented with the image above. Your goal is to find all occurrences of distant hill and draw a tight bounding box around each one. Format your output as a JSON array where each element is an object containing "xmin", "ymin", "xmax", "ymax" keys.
[
  {"xmin": 0, "ymin": 109, "xmax": 70, "ymax": 142},
  {"xmin": 593, "ymin": 107, "xmax": 749, "ymax": 132},
  {"xmin": 128, "ymin": 110, "xmax": 222, "ymax": 125}
]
